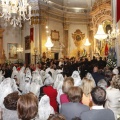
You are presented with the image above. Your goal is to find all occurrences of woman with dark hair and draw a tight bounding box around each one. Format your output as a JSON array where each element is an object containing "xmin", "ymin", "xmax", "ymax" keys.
[
  {"xmin": 48, "ymin": 113, "xmax": 66, "ymax": 120},
  {"xmin": 60, "ymin": 87, "xmax": 89, "ymax": 120},
  {"xmin": 2, "ymin": 91, "xmax": 19, "ymax": 120},
  {"xmin": 17, "ymin": 92, "xmax": 38, "ymax": 120}
]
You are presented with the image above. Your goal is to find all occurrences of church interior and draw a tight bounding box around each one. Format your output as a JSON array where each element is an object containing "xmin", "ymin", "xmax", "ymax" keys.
[
  {"xmin": 0, "ymin": 0, "xmax": 119, "ymax": 65},
  {"xmin": 0, "ymin": 0, "xmax": 120, "ymax": 120}
]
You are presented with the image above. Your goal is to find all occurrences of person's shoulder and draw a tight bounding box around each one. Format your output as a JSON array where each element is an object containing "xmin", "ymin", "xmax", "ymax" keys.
[
  {"xmin": 102, "ymin": 109, "xmax": 114, "ymax": 114},
  {"xmin": 60, "ymin": 94, "xmax": 66, "ymax": 97},
  {"xmin": 106, "ymin": 86, "xmax": 117, "ymax": 92},
  {"xmin": 81, "ymin": 109, "xmax": 115, "ymax": 118},
  {"xmin": 80, "ymin": 110, "xmax": 91, "ymax": 119},
  {"xmin": 61, "ymin": 102, "xmax": 72, "ymax": 108},
  {"xmin": 80, "ymin": 103, "xmax": 89, "ymax": 109}
]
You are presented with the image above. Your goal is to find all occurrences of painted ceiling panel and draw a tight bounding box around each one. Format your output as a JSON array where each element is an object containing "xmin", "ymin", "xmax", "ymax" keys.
[{"xmin": 29, "ymin": 0, "xmax": 95, "ymax": 9}]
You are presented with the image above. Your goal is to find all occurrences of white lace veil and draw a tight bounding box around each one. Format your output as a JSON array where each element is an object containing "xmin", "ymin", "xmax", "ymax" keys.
[
  {"xmin": 11, "ymin": 66, "xmax": 18, "ymax": 79},
  {"xmin": 0, "ymin": 70, "xmax": 4, "ymax": 84},
  {"xmin": 38, "ymin": 95, "xmax": 54, "ymax": 120},
  {"xmin": 40, "ymin": 70, "xmax": 45, "ymax": 82},
  {"xmin": 86, "ymin": 72, "xmax": 96, "ymax": 86},
  {"xmin": 44, "ymin": 76, "xmax": 54, "ymax": 86},
  {"xmin": 23, "ymin": 68, "xmax": 32, "ymax": 94},
  {"xmin": 0, "ymin": 78, "xmax": 18, "ymax": 108},
  {"xmin": 18, "ymin": 66, "xmax": 25, "ymax": 91},
  {"xmin": 30, "ymin": 82, "xmax": 40, "ymax": 97},
  {"xmin": 25, "ymin": 68, "xmax": 32, "ymax": 80},
  {"xmin": 32, "ymin": 70, "xmax": 43, "ymax": 86},
  {"xmin": 71, "ymin": 71, "xmax": 82, "ymax": 86},
  {"xmin": 54, "ymin": 73, "xmax": 64, "ymax": 90}
]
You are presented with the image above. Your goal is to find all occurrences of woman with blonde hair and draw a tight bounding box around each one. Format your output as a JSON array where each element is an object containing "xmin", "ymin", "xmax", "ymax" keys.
[
  {"xmin": 81, "ymin": 77, "xmax": 95, "ymax": 107},
  {"xmin": 60, "ymin": 77, "xmax": 74, "ymax": 104},
  {"xmin": 105, "ymin": 75, "xmax": 120, "ymax": 120}
]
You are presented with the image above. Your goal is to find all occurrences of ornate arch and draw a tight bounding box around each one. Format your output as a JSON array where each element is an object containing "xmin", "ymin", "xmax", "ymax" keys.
[
  {"xmin": 90, "ymin": 1, "xmax": 112, "ymax": 32},
  {"xmin": 90, "ymin": 0, "xmax": 112, "ymax": 56}
]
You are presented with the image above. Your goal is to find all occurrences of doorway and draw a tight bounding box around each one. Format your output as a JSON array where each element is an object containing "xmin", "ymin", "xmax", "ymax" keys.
[
  {"xmin": 25, "ymin": 53, "xmax": 31, "ymax": 65},
  {"xmin": 54, "ymin": 53, "xmax": 59, "ymax": 60}
]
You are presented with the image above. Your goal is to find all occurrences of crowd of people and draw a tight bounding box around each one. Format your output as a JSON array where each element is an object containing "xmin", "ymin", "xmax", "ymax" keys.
[{"xmin": 0, "ymin": 56, "xmax": 120, "ymax": 120}]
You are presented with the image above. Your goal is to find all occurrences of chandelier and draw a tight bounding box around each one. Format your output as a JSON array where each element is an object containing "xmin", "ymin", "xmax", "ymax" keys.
[
  {"xmin": 94, "ymin": 24, "xmax": 108, "ymax": 40},
  {"xmin": 108, "ymin": 28, "xmax": 120, "ymax": 40},
  {"xmin": 0, "ymin": 0, "xmax": 31, "ymax": 27},
  {"xmin": 17, "ymin": 45, "xmax": 23, "ymax": 52},
  {"xmin": 84, "ymin": 38, "xmax": 91, "ymax": 46},
  {"xmin": 45, "ymin": 36, "xmax": 54, "ymax": 51}
]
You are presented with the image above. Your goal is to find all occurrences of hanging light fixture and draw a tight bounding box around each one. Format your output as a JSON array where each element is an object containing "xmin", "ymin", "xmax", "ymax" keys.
[
  {"xmin": 94, "ymin": 24, "xmax": 108, "ymax": 40},
  {"xmin": 17, "ymin": 45, "xmax": 23, "ymax": 52},
  {"xmin": 84, "ymin": 38, "xmax": 91, "ymax": 46},
  {"xmin": 45, "ymin": 36, "xmax": 54, "ymax": 51},
  {"xmin": 108, "ymin": 28, "xmax": 120, "ymax": 40},
  {"xmin": 0, "ymin": 0, "xmax": 31, "ymax": 27}
]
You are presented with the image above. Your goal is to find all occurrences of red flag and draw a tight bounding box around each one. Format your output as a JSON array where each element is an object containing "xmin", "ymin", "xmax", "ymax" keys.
[
  {"xmin": 105, "ymin": 43, "xmax": 108, "ymax": 56},
  {"xmin": 117, "ymin": 0, "xmax": 120, "ymax": 22},
  {"xmin": 30, "ymin": 28, "xmax": 34, "ymax": 42}
]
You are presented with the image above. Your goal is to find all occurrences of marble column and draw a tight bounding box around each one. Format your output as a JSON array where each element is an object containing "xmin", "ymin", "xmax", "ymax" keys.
[{"xmin": 0, "ymin": 28, "xmax": 5, "ymax": 64}]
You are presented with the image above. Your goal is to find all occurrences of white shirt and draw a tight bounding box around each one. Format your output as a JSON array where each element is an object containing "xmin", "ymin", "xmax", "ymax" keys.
[{"xmin": 92, "ymin": 105, "xmax": 104, "ymax": 110}]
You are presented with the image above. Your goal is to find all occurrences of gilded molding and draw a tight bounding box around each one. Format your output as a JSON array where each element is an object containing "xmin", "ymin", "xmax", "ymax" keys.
[
  {"xmin": 72, "ymin": 29, "xmax": 85, "ymax": 48},
  {"xmin": 63, "ymin": 23, "xmax": 69, "ymax": 30},
  {"xmin": 90, "ymin": 2, "xmax": 112, "ymax": 32}
]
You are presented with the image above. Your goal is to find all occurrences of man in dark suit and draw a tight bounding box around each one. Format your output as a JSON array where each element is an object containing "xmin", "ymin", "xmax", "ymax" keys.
[
  {"xmin": 60, "ymin": 87, "xmax": 89, "ymax": 120},
  {"xmin": 92, "ymin": 66, "xmax": 104, "ymax": 85},
  {"xmin": 80, "ymin": 87, "xmax": 115, "ymax": 120}
]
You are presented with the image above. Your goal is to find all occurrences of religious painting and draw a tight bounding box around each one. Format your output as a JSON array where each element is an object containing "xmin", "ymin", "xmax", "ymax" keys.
[
  {"xmin": 72, "ymin": 29, "xmax": 85, "ymax": 48},
  {"xmin": 51, "ymin": 30, "xmax": 59, "ymax": 41},
  {"xmin": 8, "ymin": 43, "xmax": 17, "ymax": 59},
  {"xmin": 103, "ymin": 20, "xmax": 112, "ymax": 34},
  {"xmin": 25, "ymin": 36, "xmax": 30, "ymax": 50}
]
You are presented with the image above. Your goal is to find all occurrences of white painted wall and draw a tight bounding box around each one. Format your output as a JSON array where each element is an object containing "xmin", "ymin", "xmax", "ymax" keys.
[
  {"xmin": 22, "ymin": 22, "xmax": 30, "ymax": 63},
  {"xmin": 68, "ymin": 24, "xmax": 88, "ymax": 56},
  {"xmin": 3, "ymin": 26, "xmax": 21, "ymax": 63},
  {"xmin": 22, "ymin": 21, "xmax": 40, "ymax": 63},
  {"xmin": 49, "ymin": 20, "xmax": 63, "ymax": 52},
  {"xmin": 2, "ymin": 21, "xmax": 89, "ymax": 62}
]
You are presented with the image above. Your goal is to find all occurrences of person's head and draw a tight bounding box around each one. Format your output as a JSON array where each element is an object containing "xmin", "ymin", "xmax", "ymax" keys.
[
  {"xmin": 97, "ymin": 79, "xmax": 107, "ymax": 89},
  {"xmin": 44, "ymin": 77, "xmax": 54, "ymax": 86},
  {"xmin": 17, "ymin": 92, "xmax": 38, "ymax": 120},
  {"xmin": 62, "ymin": 77, "xmax": 74, "ymax": 94},
  {"xmin": 104, "ymin": 70, "xmax": 112, "ymax": 86},
  {"xmin": 3, "ymin": 91, "xmax": 19, "ymax": 110},
  {"xmin": 112, "ymin": 67, "xmax": 119, "ymax": 75},
  {"xmin": 81, "ymin": 77, "xmax": 95, "ymax": 97},
  {"xmin": 48, "ymin": 71, "xmax": 52, "ymax": 77},
  {"xmin": 99, "ymin": 57, "xmax": 102, "ymax": 60},
  {"xmin": 93, "ymin": 66, "xmax": 98, "ymax": 73},
  {"xmin": 86, "ymin": 72, "xmax": 94, "ymax": 81},
  {"xmin": 68, "ymin": 86, "xmax": 83, "ymax": 102},
  {"xmin": 91, "ymin": 86, "xmax": 106, "ymax": 106},
  {"xmin": 48, "ymin": 114, "xmax": 65, "ymax": 120},
  {"xmin": 111, "ymin": 75, "xmax": 120, "ymax": 90}
]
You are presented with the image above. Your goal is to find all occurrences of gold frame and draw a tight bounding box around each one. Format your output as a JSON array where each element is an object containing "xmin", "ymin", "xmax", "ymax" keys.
[
  {"xmin": 51, "ymin": 30, "xmax": 59, "ymax": 41},
  {"xmin": 72, "ymin": 29, "xmax": 85, "ymax": 42},
  {"xmin": 8, "ymin": 43, "xmax": 18, "ymax": 59}
]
